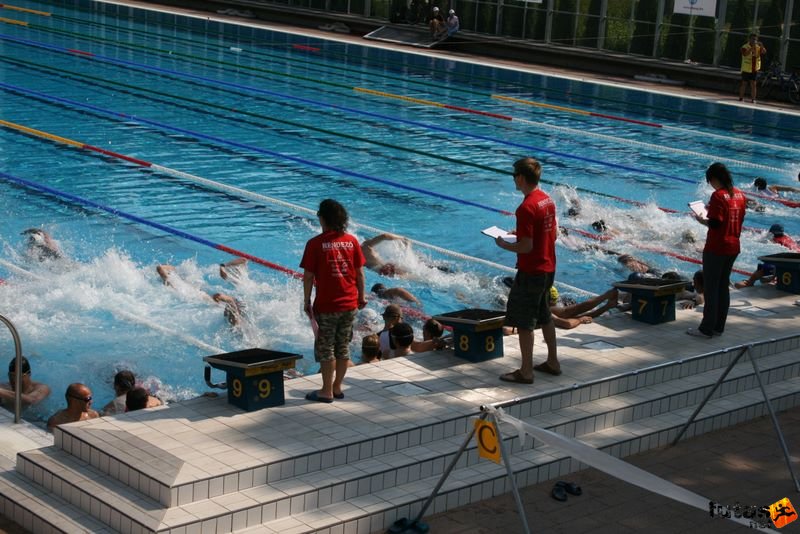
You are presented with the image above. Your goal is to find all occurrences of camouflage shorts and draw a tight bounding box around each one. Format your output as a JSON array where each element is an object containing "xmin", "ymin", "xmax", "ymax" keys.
[{"xmin": 314, "ymin": 309, "xmax": 357, "ymax": 362}]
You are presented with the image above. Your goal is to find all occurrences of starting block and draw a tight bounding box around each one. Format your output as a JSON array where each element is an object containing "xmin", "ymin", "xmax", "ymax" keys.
[
  {"xmin": 613, "ymin": 279, "xmax": 687, "ymax": 325},
  {"xmin": 433, "ymin": 309, "xmax": 505, "ymax": 362},
  {"xmin": 758, "ymin": 253, "xmax": 800, "ymax": 294}
]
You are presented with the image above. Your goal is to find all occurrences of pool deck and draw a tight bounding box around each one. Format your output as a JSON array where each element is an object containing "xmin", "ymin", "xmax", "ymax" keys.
[
  {"xmin": 1, "ymin": 4, "xmax": 800, "ymax": 533},
  {"xmin": 1, "ymin": 283, "xmax": 799, "ymax": 533}
]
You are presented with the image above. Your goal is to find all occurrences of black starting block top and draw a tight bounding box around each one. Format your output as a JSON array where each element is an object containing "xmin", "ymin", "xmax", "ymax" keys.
[
  {"xmin": 204, "ymin": 348, "xmax": 302, "ymax": 376},
  {"xmin": 758, "ymin": 252, "xmax": 800, "ymax": 263},
  {"xmin": 433, "ymin": 309, "xmax": 505, "ymax": 327},
  {"xmin": 612, "ymin": 279, "xmax": 687, "ymax": 297}
]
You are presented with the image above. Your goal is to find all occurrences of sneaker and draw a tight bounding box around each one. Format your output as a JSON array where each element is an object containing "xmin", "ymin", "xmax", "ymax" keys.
[{"xmin": 687, "ymin": 327, "xmax": 712, "ymax": 339}]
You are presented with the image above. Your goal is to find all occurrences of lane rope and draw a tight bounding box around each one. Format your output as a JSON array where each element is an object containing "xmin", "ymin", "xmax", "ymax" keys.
[
  {"xmin": 1, "ymin": 31, "xmax": 722, "ymax": 195},
  {"xmin": 0, "ymin": 118, "xmax": 600, "ymax": 297},
  {"xmin": 10, "ymin": 3, "xmax": 800, "ymax": 150},
  {"xmin": 0, "ymin": 79, "xmax": 513, "ymax": 216},
  {"xmin": 0, "ymin": 170, "xmax": 303, "ymax": 279}
]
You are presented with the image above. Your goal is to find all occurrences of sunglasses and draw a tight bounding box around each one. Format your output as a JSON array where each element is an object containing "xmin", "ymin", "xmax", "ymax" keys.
[{"xmin": 69, "ymin": 394, "xmax": 92, "ymax": 402}]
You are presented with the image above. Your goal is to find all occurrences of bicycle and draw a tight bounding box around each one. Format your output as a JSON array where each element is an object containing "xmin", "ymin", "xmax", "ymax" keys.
[{"xmin": 758, "ymin": 61, "xmax": 800, "ymax": 104}]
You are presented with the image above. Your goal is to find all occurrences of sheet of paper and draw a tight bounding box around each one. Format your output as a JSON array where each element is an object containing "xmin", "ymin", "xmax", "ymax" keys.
[
  {"xmin": 482, "ymin": 226, "xmax": 517, "ymax": 243},
  {"xmin": 688, "ymin": 201, "xmax": 707, "ymax": 219}
]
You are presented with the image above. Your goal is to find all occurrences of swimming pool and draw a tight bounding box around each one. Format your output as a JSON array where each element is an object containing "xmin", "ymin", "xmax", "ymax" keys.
[{"xmin": 1, "ymin": 0, "xmax": 799, "ymax": 420}]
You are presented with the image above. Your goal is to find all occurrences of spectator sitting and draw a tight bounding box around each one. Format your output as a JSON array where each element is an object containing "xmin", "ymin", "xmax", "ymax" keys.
[
  {"xmin": 378, "ymin": 304, "xmax": 404, "ymax": 357},
  {"xmin": 389, "ymin": 323, "xmax": 415, "ymax": 358},
  {"xmin": 411, "ymin": 318, "xmax": 447, "ymax": 352},
  {"xmin": 125, "ymin": 387, "xmax": 155, "ymax": 412},
  {"xmin": 102, "ymin": 370, "xmax": 162, "ymax": 415},
  {"xmin": 445, "ymin": 9, "xmax": 459, "ymax": 36},
  {"xmin": 361, "ymin": 334, "xmax": 381, "ymax": 363},
  {"xmin": 0, "ymin": 356, "xmax": 51, "ymax": 410},
  {"xmin": 47, "ymin": 383, "xmax": 99, "ymax": 431},
  {"xmin": 22, "ymin": 228, "xmax": 62, "ymax": 262},
  {"xmin": 768, "ymin": 224, "xmax": 800, "ymax": 251},
  {"xmin": 429, "ymin": 6, "xmax": 445, "ymax": 37},
  {"xmin": 371, "ymin": 283, "xmax": 420, "ymax": 305}
]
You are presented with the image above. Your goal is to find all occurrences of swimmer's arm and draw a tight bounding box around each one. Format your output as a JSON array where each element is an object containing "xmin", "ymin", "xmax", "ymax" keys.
[{"xmin": 0, "ymin": 383, "xmax": 50, "ymax": 406}]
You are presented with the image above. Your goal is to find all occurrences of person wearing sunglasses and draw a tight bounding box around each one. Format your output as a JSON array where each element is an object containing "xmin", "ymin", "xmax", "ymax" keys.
[
  {"xmin": 47, "ymin": 383, "xmax": 99, "ymax": 432},
  {"xmin": 0, "ymin": 356, "xmax": 51, "ymax": 411}
]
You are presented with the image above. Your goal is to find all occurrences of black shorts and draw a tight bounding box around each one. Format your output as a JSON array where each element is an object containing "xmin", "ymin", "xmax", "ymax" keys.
[
  {"xmin": 741, "ymin": 71, "xmax": 757, "ymax": 81},
  {"xmin": 504, "ymin": 271, "xmax": 554, "ymax": 331}
]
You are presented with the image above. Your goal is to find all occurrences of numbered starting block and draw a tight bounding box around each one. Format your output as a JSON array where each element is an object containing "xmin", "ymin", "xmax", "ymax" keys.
[
  {"xmin": 433, "ymin": 309, "xmax": 505, "ymax": 362},
  {"xmin": 204, "ymin": 349, "xmax": 302, "ymax": 411},
  {"xmin": 612, "ymin": 278, "xmax": 687, "ymax": 325},
  {"xmin": 758, "ymin": 253, "xmax": 800, "ymax": 294}
]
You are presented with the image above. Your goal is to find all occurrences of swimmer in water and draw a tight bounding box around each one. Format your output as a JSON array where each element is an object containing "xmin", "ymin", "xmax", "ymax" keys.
[{"xmin": 21, "ymin": 228, "xmax": 62, "ymax": 262}]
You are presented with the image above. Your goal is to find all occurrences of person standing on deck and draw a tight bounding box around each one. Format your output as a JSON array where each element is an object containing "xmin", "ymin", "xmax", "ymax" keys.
[
  {"xmin": 495, "ymin": 157, "xmax": 560, "ymax": 384},
  {"xmin": 739, "ymin": 33, "xmax": 766, "ymax": 103},
  {"xmin": 688, "ymin": 163, "xmax": 746, "ymax": 338},
  {"xmin": 301, "ymin": 199, "xmax": 367, "ymax": 403}
]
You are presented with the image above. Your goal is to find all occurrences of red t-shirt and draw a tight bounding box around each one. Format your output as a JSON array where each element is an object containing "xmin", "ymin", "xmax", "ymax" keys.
[
  {"xmin": 300, "ymin": 231, "xmax": 365, "ymax": 313},
  {"xmin": 515, "ymin": 189, "xmax": 557, "ymax": 274},
  {"xmin": 774, "ymin": 234, "xmax": 800, "ymax": 252},
  {"xmin": 704, "ymin": 188, "xmax": 746, "ymax": 256}
]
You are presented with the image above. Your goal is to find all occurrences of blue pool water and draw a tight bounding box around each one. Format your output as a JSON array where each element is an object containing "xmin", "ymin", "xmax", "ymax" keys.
[{"xmin": 1, "ymin": 0, "xmax": 799, "ymax": 420}]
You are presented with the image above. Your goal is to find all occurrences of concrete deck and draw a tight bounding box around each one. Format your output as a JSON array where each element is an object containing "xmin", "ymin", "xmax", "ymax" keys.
[{"xmin": 1, "ymin": 284, "xmax": 799, "ymax": 533}]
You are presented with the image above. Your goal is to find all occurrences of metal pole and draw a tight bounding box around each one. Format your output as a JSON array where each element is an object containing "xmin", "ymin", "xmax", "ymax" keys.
[
  {"xmin": 671, "ymin": 346, "xmax": 748, "ymax": 446},
  {"xmin": 490, "ymin": 412, "xmax": 531, "ymax": 534},
  {"xmin": 410, "ymin": 412, "xmax": 486, "ymax": 525},
  {"xmin": 746, "ymin": 348, "xmax": 800, "ymax": 493},
  {"xmin": 0, "ymin": 314, "xmax": 23, "ymax": 424}
]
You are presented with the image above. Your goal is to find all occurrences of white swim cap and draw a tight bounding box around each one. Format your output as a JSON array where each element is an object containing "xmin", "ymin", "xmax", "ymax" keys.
[
  {"xmin": 433, "ymin": 6, "xmax": 439, "ymax": 10},
  {"xmin": 449, "ymin": 9, "xmax": 455, "ymax": 14}
]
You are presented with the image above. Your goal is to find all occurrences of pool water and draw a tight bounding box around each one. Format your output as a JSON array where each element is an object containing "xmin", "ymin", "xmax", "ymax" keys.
[{"xmin": 1, "ymin": 0, "xmax": 799, "ymax": 421}]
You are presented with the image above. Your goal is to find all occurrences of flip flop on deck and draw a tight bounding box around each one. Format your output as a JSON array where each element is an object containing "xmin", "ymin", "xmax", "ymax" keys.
[
  {"xmin": 533, "ymin": 362, "xmax": 562, "ymax": 376},
  {"xmin": 499, "ymin": 370, "xmax": 533, "ymax": 384},
  {"xmin": 305, "ymin": 391, "xmax": 334, "ymax": 403}
]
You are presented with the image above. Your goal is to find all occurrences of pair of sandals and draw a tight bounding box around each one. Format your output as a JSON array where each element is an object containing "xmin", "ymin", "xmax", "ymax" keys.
[{"xmin": 551, "ymin": 480, "xmax": 582, "ymax": 501}]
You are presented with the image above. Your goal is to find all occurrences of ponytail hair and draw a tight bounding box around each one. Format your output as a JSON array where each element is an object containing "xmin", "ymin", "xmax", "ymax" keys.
[{"xmin": 706, "ymin": 162, "xmax": 734, "ymax": 194}]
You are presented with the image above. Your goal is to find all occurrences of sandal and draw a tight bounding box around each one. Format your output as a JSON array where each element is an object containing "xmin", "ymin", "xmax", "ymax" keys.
[
  {"xmin": 551, "ymin": 484, "xmax": 568, "ymax": 501},
  {"xmin": 533, "ymin": 362, "xmax": 562, "ymax": 376},
  {"xmin": 305, "ymin": 391, "xmax": 334, "ymax": 403},
  {"xmin": 499, "ymin": 370, "xmax": 533, "ymax": 384},
  {"xmin": 554, "ymin": 481, "xmax": 582, "ymax": 496}
]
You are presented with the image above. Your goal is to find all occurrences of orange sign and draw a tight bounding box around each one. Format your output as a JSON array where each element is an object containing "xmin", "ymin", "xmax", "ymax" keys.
[
  {"xmin": 474, "ymin": 419, "xmax": 501, "ymax": 464},
  {"xmin": 770, "ymin": 497, "xmax": 797, "ymax": 529}
]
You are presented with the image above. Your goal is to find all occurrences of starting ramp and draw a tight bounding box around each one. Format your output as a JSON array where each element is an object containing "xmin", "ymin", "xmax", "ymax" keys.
[{"xmin": 364, "ymin": 25, "xmax": 448, "ymax": 48}]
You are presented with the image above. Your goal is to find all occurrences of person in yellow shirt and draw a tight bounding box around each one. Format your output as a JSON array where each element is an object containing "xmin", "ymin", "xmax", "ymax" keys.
[{"xmin": 739, "ymin": 33, "xmax": 766, "ymax": 103}]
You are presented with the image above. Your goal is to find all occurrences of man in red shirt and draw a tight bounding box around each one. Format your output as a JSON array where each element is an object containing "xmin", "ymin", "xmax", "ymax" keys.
[
  {"xmin": 689, "ymin": 163, "xmax": 746, "ymax": 338},
  {"xmin": 495, "ymin": 157, "xmax": 560, "ymax": 384},
  {"xmin": 301, "ymin": 199, "xmax": 367, "ymax": 402}
]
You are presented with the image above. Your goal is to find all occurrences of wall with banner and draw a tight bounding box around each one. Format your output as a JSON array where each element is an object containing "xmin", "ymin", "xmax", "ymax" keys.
[{"xmin": 282, "ymin": 0, "xmax": 799, "ymax": 72}]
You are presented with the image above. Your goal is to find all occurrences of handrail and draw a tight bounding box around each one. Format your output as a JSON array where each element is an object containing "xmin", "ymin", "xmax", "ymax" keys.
[{"xmin": 0, "ymin": 314, "xmax": 23, "ymax": 423}]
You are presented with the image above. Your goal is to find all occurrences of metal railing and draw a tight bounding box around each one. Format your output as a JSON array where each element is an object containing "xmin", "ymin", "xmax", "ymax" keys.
[{"xmin": 0, "ymin": 314, "xmax": 23, "ymax": 424}]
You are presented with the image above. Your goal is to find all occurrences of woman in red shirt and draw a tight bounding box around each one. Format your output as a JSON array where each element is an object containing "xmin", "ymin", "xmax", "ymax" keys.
[{"xmin": 688, "ymin": 163, "xmax": 746, "ymax": 338}]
